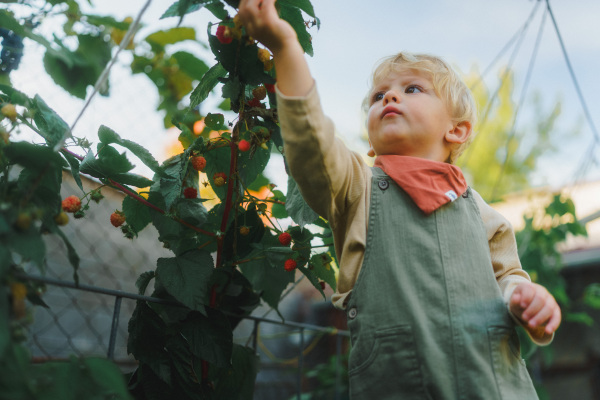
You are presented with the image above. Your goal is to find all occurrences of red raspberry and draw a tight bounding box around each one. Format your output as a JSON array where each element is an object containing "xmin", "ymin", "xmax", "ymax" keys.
[
  {"xmin": 110, "ymin": 211, "xmax": 126, "ymax": 227},
  {"xmin": 252, "ymin": 86, "xmax": 267, "ymax": 100},
  {"xmin": 213, "ymin": 172, "xmax": 227, "ymax": 187},
  {"xmin": 319, "ymin": 281, "xmax": 326, "ymax": 291},
  {"xmin": 183, "ymin": 187, "xmax": 197, "ymax": 199},
  {"xmin": 216, "ymin": 25, "xmax": 232, "ymax": 44},
  {"xmin": 278, "ymin": 232, "xmax": 292, "ymax": 246},
  {"xmin": 238, "ymin": 140, "xmax": 250, "ymax": 152},
  {"xmin": 62, "ymin": 195, "xmax": 82, "ymax": 213},
  {"xmin": 284, "ymin": 259, "xmax": 297, "ymax": 272},
  {"xmin": 247, "ymin": 98, "xmax": 262, "ymax": 108},
  {"xmin": 265, "ymin": 83, "xmax": 276, "ymax": 93},
  {"xmin": 191, "ymin": 156, "xmax": 207, "ymax": 172}
]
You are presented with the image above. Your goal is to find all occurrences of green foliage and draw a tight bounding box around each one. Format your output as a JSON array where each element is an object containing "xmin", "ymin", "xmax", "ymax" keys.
[
  {"xmin": 459, "ymin": 70, "xmax": 564, "ymax": 202},
  {"xmin": 0, "ymin": 0, "xmax": 330, "ymax": 398}
]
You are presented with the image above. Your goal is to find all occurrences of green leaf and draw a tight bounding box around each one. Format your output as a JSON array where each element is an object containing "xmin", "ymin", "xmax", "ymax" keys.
[
  {"xmin": 172, "ymin": 51, "xmax": 209, "ymax": 81},
  {"xmin": 50, "ymin": 225, "xmax": 80, "ymax": 284},
  {"xmin": 6, "ymin": 231, "xmax": 45, "ymax": 270},
  {"xmin": 204, "ymin": 144, "xmax": 231, "ymax": 200},
  {"xmin": 190, "ymin": 62, "xmax": 227, "ymax": 109},
  {"xmin": 0, "ymin": 84, "xmax": 31, "ymax": 106},
  {"xmin": 240, "ymin": 233, "xmax": 295, "ymax": 311},
  {"xmin": 279, "ymin": 4, "xmax": 314, "ymax": 56},
  {"xmin": 18, "ymin": 164, "xmax": 62, "ymax": 213},
  {"xmin": 212, "ymin": 345, "xmax": 259, "ymax": 399},
  {"xmin": 204, "ymin": 113, "xmax": 226, "ymax": 130},
  {"xmin": 111, "ymin": 173, "xmax": 153, "ymax": 188},
  {"xmin": 4, "ymin": 141, "xmax": 65, "ymax": 171},
  {"xmin": 98, "ymin": 125, "xmax": 165, "ymax": 177},
  {"xmin": 43, "ymin": 34, "xmax": 112, "ymax": 99},
  {"xmin": 145, "ymin": 27, "xmax": 196, "ymax": 48},
  {"xmin": 155, "ymin": 250, "xmax": 214, "ymax": 314},
  {"xmin": 298, "ymin": 264, "xmax": 325, "ymax": 299},
  {"xmin": 223, "ymin": 203, "xmax": 265, "ymax": 262},
  {"xmin": 80, "ymin": 146, "xmax": 135, "ymax": 180},
  {"xmin": 31, "ymin": 95, "xmax": 71, "ymax": 147},
  {"xmin": 278, "ymin": 0, "xmax": 318, "ymax": 19},
  {"xmin": 180, "ymin": 310, "xmax": 232, "ymax": 368},
  {"xmin": 61, "ymin": 150, "xmax": 84, "ymax": 193},
  {"xmin": 584, "ymin": 283, "xmax": 600, "ymax": 309},
  {"xmin": 205, "ymin": 2, "xmax": 229, "ymax": 19},
  {"xmin": 127, "ymin": 301, "xmax": 168, "ymax": 363},
  {"xmin": 135, "ymin": 271, "xmax": 155, "ymax": 295},
  {"xmin": 285, "ymin": 175, "xmax": 318, "ymax": 228},
  {"xmin": 309, "ymin": 252, "xmax": 336, "ymax": 291},
  {"xmin": 565, "ymin": 312, "xmax": 594, "ymax": 326},
  {"xmin": 176, "ymin": 198, "xmax": 208, "ymax": 226},
  {"xmin": 123, "ymin": 195, "xmax": 153, "ymax": 234},
  {"xmin": 237, "ymin": 138, "xmax": 272, "ymax": 190},
  {"xmin": 84, "ymin": 14, "xmax": 131, "ymax": 30},
  {"xmin": 160, "ymin": 0, "xmax": 222, "ymax": 19}
]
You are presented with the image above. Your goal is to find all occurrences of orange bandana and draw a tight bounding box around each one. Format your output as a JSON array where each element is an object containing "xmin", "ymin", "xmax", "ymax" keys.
[{"xmin": 374, "ymin": 155, "xmax": 467, "ymax": 215}]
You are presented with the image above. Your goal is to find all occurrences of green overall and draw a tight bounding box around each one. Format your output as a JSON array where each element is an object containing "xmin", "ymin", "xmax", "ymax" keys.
[{"xmin": 346, "ymin": 168, "xmax": 538, "ymax": 399}]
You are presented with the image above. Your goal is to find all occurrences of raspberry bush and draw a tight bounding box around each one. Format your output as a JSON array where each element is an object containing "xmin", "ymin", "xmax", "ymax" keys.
[{"xmin": 0, "ymin": 1, "xmax": 336, "ymax": 399}]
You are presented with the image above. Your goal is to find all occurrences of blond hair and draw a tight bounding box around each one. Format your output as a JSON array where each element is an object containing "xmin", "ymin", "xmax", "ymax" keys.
[{"xmin": 365, "ymin": 52, "xmax": 477, "ymax": 163}]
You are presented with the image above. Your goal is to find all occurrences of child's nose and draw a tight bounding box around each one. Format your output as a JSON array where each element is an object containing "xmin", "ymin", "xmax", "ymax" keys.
[{"xmin": 383, "ymin": 91, "xmax": 399, "ymax": 105}]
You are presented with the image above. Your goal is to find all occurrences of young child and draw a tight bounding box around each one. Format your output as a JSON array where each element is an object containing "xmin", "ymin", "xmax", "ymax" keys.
[{"xmin": 239, "ymin": 1, "xmax": 561, "ymax": 398}]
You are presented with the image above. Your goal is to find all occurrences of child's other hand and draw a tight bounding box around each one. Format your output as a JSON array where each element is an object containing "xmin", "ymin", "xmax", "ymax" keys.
[
  {"xmin": 238, "ymin": 0, "xmax": 297, "ymax": 54},
  {"xmin": 509, "ymin": 282, "xmax": 561, "ymax": 335}
]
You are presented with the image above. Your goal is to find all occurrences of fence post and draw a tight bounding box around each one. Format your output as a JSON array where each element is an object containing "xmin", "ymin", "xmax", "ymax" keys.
[
  {"xmin": 107, "ymin": 296, "xmax": 122, "ymax": 360},
  {"xmin": 298, "ymin": 327, "xmax": 305, "ymax": 399}
]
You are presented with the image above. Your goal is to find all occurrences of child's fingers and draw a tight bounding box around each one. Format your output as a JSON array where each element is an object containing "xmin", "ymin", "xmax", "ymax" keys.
[
  {"xmin": 545, "ymin": 306, "xmax": 562, "ymax": 334},
  {"xmin": 527, "ymin": 300, "xmax": 554, "ymax": 327},
  {"xmin": 520, "ymin": 287, "xmax": 546, "ymax": 321}
]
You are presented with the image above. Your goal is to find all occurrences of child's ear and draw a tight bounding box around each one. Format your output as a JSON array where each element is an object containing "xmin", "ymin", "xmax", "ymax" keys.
[
  {"xmin": 445, "ymin": 121, "xmax": 472, "ymax": 145},
  {"xmin": 367, "ymin": 140, "xmax": 376, "ymax": 157}
]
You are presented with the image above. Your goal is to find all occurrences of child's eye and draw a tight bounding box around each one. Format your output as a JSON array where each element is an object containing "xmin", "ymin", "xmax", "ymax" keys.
[
  {"xmin": 371, "ymin": 92, "xmax": 385, "ymax": 103},
  {"xmin": 405, "ymin": 85, "xmax": 423, "ymax": 94}
]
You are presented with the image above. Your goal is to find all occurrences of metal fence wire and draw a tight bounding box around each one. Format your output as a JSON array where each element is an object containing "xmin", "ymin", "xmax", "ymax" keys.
[{"xmin": 21, "ymin": 173, "xmax": 350, "ymax": 400}]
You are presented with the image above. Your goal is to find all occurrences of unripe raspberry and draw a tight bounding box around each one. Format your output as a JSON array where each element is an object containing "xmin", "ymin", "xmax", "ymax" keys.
[
  {"xmin": 54, "ymin": 212, "xmax": 69, "ymax": 226},
  {"xmin": 62, "ymin": 195, "xmax": 82, "ymax": 213},
  {"xmin": 90, "ymin": 189, "xmax": 104, "ymax": 203},
  {"xmin": 252, "ymin": 86, "xmax": 267, "ymax": 100},
  {"xmin": 110, "ymin": 211, "xmax": 126, "ymax": 227},
  {"xmin": 216, "ymin": 25, "xmax": 232, "ymax": 44},
  {"xmin": 1, "ymin": 104, "xmax": 17, "ymax": 121},
  {"xmin": 263, "ymin": 59, "xmax": 274, "ymax": 71},
  {"xmin": 183, "ymin": 187, "xmax": 197, "ymax": 199},
  {"xmin": 10, "ymin": 282, "xmax": 27, "ymax": 301},
  {"xmin": 239, "ymin": 226, "xmax": 250, "ymax": 236},
  {"xmin": 213, "ymin": 172, "xmax": 227, "ymax": 187},
  {"xmin": 284, "ymin": 259, "xmax": 297, "ymax": 272},
  {"xmin": 15, "ymin": 213, "xmax": 31, "ymax": 231},
  {"xmin": 278, "ymin": 232, "xmax": 292, "ymax": 246},
  {"xmin": 191, "ymin": 156, "xmax": 207, "ymax": 172},
  {"xmin": 257, "ymin": 48, "xmax": 271, "ymax": 64},
  {"xmin": 238, "ymin": 139, "xmax": 250, "ymax": 152},
  {"xmin": 265, "ymin": 83, "xmax": 276, "ymax": 93}
]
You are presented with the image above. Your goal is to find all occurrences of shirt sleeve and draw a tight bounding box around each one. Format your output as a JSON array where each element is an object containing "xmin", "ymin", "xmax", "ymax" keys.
[
  {"xmin": 275, "ymin": 83, "xmax": 368, "ymax": 225},
  {"xmin": 472, "ymin": 189, "xmax": 554, "ymax": 346}
]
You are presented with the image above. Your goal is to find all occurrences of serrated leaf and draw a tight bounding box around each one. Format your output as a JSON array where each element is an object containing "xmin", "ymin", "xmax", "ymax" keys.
[
  {"xmin": 223, "ymin": 203, "xmax": 265, "ymax": 262},
  {"xmin": 204, "ymin": 113, "xmax": 225, "ymax": 130},
  {"xmin": 136, "ymin": 271, "xmax": 155, "ymax": 295},
  {"xmin": 285, "ymin": 175, "xmax": 318, "ymax": 228},
  {"xmin": 279, "ymin": 4, "xmax": 313, "ymax": 56},
  {"xmin": 180, "ymin": 310, "xmax": 232, "ymax": 368},
  {"xmin": 84, "ymin": 14, "xmax": 131, "ymax": 30},
  {"xmin": 190, "ymin": 62, "xmax": 227, "ymax": 109},
  {"xmin": 309, "ymin": 252, "xmax": 336, "ymax": 291},
  {"xmin": 172, "ymin": 51, "xmax": 209, "ymax": 81},
  {"xmin": 4, "ymin": 141, "xmax": 65, "ymax": 171},
  {"xmin": 79, "ymin": 146, "xmax": 135, "ymax": 180},
  {"xmin": 212, "ymin": 345, "xmax": 259, "ymax": 399},
  {"xmin": 298, "ymin": 264, "xmax": 325, "ymax": 299},
  {"xmin": 128, "ymin": 301, "xmax": 168, "ymax": 363},
  {"xmin": 6, "ymin": 229, "xmax": 45, "ymax": 269},
  {"xmin": 155, "ymin": 250, "xmax": 214, "ymax": 314},
  {"xmin": 0, "ymin": 84, "xmax": 30, "ymax": 106},
  {"xmin": 204, "ymin": 145, "xmax": 231, "ymax": 200},
  {"xmin": 61, "ymin": 150, "xmax": 84, "ymax": 193},
  {"xmin": 145, "ymin": 27, "xmax": 196, "ymax": 48},
  {"xmin": 31, "ymin": 95, "xmax": 71, "ymax": 146},
  {"xmin": 50, "ymin": 225, "xmax": 80, "ymax": 284},
  {"xmin": 160, "ymin": 0, "xmax": 222, "ymax": 19},
  {"xmin": 176, "ymin": 198, "xmax": 208, "ymax": 226},
  {"xmin": 123, "ymin": 195, "xmax": 153, "ymax": 234},
  {"xmin": 112, "ymin": 173, "xmax": 154, "ymax": 188},
  {"xmin": 98, "ymin": 125, "xmax": 165, "ymax": 177},
  {"xmin": 278, "ymin": 0, "xmax": 318, "ymax": 19}
]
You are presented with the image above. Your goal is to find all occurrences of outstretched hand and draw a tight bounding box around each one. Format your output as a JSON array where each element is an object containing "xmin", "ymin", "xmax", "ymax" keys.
[
  {"xmin": 509, "ymin": 282, "xmax": 561, "ymax": 336},
  {"xmin": 238, "ymin": 0, "xmax": 297, "ymax": 54}
]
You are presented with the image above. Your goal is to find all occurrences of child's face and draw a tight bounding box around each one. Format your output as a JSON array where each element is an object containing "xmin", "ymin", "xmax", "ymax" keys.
[{"xmin": 367, "ymin": 69, "xmax": 455, "ymax": 162}]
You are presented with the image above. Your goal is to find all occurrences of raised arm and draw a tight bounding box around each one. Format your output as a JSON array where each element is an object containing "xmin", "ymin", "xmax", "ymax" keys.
[{"xmin": 238, "ymin": 0, "xmax": 313, "ymax": 96}]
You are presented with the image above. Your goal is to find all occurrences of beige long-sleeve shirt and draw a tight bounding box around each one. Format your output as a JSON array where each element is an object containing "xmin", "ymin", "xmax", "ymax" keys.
[{"xmin": 276, "ymin": 83, "xmax": 551, "ymax": 344}]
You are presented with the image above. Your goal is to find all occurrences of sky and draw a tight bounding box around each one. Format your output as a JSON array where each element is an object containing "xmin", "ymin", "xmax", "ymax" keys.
[{"xmin": 7, "ymin": 0, "xmax": 600, "ymax": 191}]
